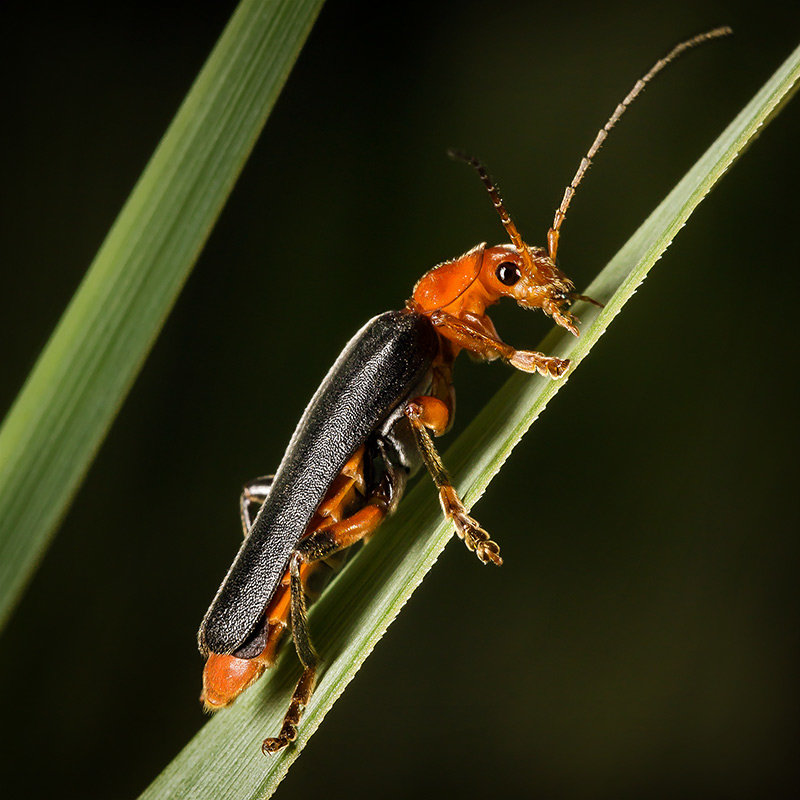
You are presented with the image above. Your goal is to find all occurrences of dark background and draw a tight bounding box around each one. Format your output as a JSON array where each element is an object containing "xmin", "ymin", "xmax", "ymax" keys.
[{"xmin": 1, "ymin": 1, "xmax": 798, "ymax": 798}]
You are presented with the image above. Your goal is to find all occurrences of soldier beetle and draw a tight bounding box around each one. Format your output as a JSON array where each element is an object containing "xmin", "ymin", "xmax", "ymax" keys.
[{"xmin": 198, "ymin": 27, "xmax": 731, "ymax": 754}]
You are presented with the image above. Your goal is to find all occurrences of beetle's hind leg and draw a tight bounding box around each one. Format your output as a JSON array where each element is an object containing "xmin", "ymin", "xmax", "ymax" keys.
[
  {"xmin": 239, "ymin": 476, "xmax": 274, "ymax": 536},
  {"xmin": 405, "ymin": 396, "xmax": 502, "ymax": 566},
  {"xmin": 262, "ymin": 552, "xmax": 318, "ymax": 755},
  {"xmin": 261, "ymin": 492, "xmax": 390, "ymax": 754}
]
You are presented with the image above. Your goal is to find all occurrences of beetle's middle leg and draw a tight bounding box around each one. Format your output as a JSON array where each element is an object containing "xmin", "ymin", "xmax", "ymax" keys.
[{"xmin": 405, "ymin": 395, "xmax": 502, "ymax": 566}]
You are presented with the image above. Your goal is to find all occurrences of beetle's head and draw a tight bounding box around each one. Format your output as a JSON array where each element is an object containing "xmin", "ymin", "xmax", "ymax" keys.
[
  {"xmin": 478, "ymin": 242, "xmax": 590, "ymax": 336},
  {"xmin": 446, "ymin": 150, "xmax": 601, "ymax": 335}
]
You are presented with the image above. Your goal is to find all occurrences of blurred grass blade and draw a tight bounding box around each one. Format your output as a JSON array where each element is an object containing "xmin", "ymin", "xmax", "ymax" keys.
[
  {"xmin": 139, "ymin": 41, "xmax": 800, "ymax": 800},
  {"xmin": 0, "ymin": 0, "xmax": 325, "ymax": 629}
]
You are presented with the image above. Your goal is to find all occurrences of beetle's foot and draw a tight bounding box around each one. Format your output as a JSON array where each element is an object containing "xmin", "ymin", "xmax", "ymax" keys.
[
  {"xmin": 476, "ymin": 538, "xmax": 503, "ymax": 566},
  {"xmin": 261, "ymin": 665, "xmax": 315, "ymax": 756},
  {"xmin": 262, "ymin": 726, "xmax": 295, "ymax": 755},
  {"xmin": 454, "ymin": 511, "xmax": 503, "ymax": 566},
  {"xmin": 438, "ymin": 486, "xmax": 503, "ymax": 565},
  {"xmin": 509, "ymin": 350, "xmax": 570, "ymax": 379}
]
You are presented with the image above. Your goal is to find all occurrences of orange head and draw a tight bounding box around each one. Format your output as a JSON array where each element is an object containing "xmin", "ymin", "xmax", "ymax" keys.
[
  {"xmin": 479, "ymin": 242, "xmax": 583, "ymax": 334},
  {"xmin": 412, "ymin": 151, "xmax": 600, "ymax": 333},
  {"xmin": 412, "ymin": 241, "xmax": 584, "ymax": 335}
]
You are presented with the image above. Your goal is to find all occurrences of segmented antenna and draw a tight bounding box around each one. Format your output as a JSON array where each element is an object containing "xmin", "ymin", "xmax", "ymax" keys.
[
  {"xmin": 547, "ymin": 26, "xmax": 732, "ymax": 262},
  {"xmin": 447, "ymin": 148, "xmax": 536, "ymax": 272}
]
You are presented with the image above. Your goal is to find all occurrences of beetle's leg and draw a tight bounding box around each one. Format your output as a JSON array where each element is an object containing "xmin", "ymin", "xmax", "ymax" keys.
[
  {"xmin": 239, "ymin": 476, "xmax": 274, "ymax": 536},
  {"xmin": 404, "ymin": 396, "xmax": 502, "ymax": 566},
  {"xmin": 430, "ymin": 309, "xmax": 569, "ymax": 379},
  {"xmin": 262, "ymin": 485, "xmax": 392, "ymax": 754},
  {"xmin": 298, "ymin": 437, "xmax": 406, "ymax": 563},
  {"xmin": 298, "ymin": 503, "xmax": 387, "ymax": 563},
  {"xmin": 262, "ymin": 552, "xmax": 318, "ymax": 755}
]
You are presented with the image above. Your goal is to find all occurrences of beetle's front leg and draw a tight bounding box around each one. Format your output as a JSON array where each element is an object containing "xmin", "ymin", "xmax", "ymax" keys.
[
  {"xmin": 429, "ymin": 310, "xmax": 569, "ymax": 379},
  {"xmin": 404, "ymin": 396, "xmax": 502, "ymax": 566}
]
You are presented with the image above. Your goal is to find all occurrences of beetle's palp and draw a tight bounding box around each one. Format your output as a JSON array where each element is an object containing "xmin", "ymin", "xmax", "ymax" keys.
[
  {"xmin": 569, "ymin": 292, "xmax": 604, "ymax": 309},
  {"xmin": 547, "ymin": 26, "xmax": 732, "ymax": 262}
]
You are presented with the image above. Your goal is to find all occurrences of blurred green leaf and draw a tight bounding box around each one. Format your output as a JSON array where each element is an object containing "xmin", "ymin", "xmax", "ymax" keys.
[
  {"xmin": 0, "ymin": 0, "xmax": 326, "ymax": 630},
  {"xmin": 138, "ymin": 37, "xmax": 800, "ymax": 800}
]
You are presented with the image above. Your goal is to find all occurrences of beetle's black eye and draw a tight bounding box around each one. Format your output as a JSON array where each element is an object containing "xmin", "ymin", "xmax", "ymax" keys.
[{"xmin": 496, "ymin": 262, "xmax": 521, "ymax": 286}]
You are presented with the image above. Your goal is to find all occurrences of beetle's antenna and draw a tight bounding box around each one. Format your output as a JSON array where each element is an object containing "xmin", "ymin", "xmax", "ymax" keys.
[
  {"xmin": 547, "ymin": 26, "xmax": 732, "ymax": 262},
  {"xmin": 447, "ymin": 148, "xmax": 536, "ymax": 273}
]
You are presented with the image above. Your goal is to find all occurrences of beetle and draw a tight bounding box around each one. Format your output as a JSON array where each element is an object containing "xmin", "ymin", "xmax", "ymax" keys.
[{"xmin": 197, "ymin": 27, "xmax": 731, "ymax": 754}]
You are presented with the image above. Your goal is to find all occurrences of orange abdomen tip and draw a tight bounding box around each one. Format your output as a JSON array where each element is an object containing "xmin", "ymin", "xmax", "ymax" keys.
[{"xmin": 201, "ymin": 652, "xmax": 266, "ymax": 710}]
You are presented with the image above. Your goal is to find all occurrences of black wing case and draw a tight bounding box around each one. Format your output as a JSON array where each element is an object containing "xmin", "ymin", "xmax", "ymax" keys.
[{"xmin": 198, "ymin": 310, "xmax": 438, "ymax": 655}]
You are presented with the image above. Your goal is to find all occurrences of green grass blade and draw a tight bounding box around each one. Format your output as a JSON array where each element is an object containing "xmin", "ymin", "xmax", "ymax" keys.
[
  {"xmin": 138, "ymin": 41, "xmax": 800, "ymax": 800},
  {"xmin": 0, "ymin": 0, "xmax": 325, "ymax": 630}
]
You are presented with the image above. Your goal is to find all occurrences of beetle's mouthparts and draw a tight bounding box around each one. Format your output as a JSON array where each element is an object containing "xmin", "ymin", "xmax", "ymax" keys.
[
  {"xmin": 549, "ymin": 305, "xmax": 581, "ymax": 337},
  {"xmin": 548, "ymin": 292, "xmax": 603, "ymax": 336}
]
